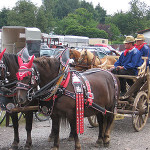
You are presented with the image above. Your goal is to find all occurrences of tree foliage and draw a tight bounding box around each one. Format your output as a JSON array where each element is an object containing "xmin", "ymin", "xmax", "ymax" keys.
[
  {"xmin": 0, "ymin": 8, "xmax": 10, "ymax": 28},
  {"xmin": 0, "ymin": 0, "xmax": 150, "ymax": 42},
  {"xmin": 7, "ymin": 0, "xmax": 37, "ymax": 26}
]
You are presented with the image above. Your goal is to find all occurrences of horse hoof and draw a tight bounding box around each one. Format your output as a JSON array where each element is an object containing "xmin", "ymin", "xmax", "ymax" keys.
[
  {"xmin": 9, "ymin": 145, "xmax": 18, "ymax": 150},
  {"xmin": 50, "ymin": 147, "xmax": 58, "ymax": 150},
  {"xmin": 103, "ymin": 142, "xmax": 110, "ymax": 147},
  {"xmin": 75, "ymin": 147, "xmax": 81, "ymax": 150},
  {"xmin": 24, "ymin": 144, "xmax": 32, "ymax": 150},
  {"xmin": 96, "ymin": 138, "xmax": 103, "ymax": 147}
]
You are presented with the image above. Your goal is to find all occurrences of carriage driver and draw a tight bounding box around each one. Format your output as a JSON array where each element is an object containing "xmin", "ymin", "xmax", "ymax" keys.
[
  {"xmin": 111, "ymin": 36, "xmax": 143, "ymax": 95},
  {"xmin": 135, "ymin": 34, "xmax": 150, "ymax": 68}
]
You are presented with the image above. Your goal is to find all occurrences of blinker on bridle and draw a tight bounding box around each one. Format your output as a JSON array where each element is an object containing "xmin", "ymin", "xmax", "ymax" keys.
[{"xmin": 16, "ymin": 67, "xmax": 40, "ymax": 101}]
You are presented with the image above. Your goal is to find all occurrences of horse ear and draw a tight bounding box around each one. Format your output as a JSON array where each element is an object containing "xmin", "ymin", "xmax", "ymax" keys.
[
  {"xmin": 0, "ymin": 48, "xmax": 6, "ymax": 60},
  {"xmin": 18, "ymin": 56, "xmax": 23, "ymax": 67},
  {"xmin": 27, "ymin": 55, "xmax": 34, "ymax": 68}
]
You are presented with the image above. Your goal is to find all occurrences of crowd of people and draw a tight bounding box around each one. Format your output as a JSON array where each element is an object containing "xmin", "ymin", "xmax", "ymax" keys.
[{"xmin": 111, "ymin": 34, "xmax": 150, "ymax": 94}]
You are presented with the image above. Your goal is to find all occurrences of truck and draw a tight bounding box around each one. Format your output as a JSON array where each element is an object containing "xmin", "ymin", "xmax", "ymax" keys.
[
  {"xmin": 42, "ymin": 34, "xmax": 89, "ymax": 48},
  {"xmin": 1, "ymin": 26, "xmax": 41, "ymax": 57}
]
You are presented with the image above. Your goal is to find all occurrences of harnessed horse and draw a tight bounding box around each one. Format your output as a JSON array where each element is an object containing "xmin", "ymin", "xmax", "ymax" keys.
[
  {"xmin": 69, "ymin": 49, "xmax": 81, "ymax": 65},
  {"xmin": 0, "ymin": 49, "xmax": 35, "ymax": 149},
  {"xmin": 0, "ymin": 49, "xmax": 60, "ymax": 150},
  {"xmin": 78, "ymin": 49, "xmax": 117, "ymax": 70},
  {"xmin": 15, "ymin": 49, "xmax": 120, "ymax": 150}
]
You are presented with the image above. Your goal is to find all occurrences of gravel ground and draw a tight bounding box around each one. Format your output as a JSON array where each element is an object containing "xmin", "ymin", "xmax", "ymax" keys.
[{"xmin": 0, "ymin": 117, "xmax": 150, "ymax": 150}]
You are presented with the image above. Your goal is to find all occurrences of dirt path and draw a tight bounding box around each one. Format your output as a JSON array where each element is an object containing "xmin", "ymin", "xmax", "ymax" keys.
[{"xmin": 0, "ymin": 117, "xmax": 150, "ymax": 150}]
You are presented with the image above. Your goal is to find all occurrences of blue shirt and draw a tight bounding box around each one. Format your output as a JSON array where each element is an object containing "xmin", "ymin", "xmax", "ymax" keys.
[
  {"xmin": 114, "ymin": 47, "xmax": 143, "ymax": 75},
  {"xmin": 139, "ymin": 45, "xmax": 150, "ymax": 67}
]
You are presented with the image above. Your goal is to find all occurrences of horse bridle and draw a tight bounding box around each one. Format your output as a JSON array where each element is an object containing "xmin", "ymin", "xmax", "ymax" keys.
[
  {"xmin": 78, "ymin": 50, "xmax": 88, "ymax": 65},
  {"xmin": 16, "ymin": 66, "xmax": 40, "ymax": 101}
]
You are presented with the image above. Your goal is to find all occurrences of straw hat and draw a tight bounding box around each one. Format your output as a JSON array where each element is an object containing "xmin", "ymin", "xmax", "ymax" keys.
[
  {"xmin": 135, "ymin": 34, "xmax": 145, "ymax": 41},
  {"xmin": 123, "ymin": 36, "xmax": 135, "ymax": 44}
]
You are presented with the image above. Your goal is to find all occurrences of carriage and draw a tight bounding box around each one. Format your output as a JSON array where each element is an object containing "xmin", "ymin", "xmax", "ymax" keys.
[{"xmin": 88, "ymin": 55, "xmax": 150, "ymax": 131}]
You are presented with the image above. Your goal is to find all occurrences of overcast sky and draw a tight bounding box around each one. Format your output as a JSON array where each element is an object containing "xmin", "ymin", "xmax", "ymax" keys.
[{"xmin": 1, "ymin": 0, "xmax": 150, "ymax": 15}]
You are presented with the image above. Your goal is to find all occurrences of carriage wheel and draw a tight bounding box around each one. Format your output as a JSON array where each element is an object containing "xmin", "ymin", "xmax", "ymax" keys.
[
  {"xmin": 35, "ymin": 112, "xmax": 49, "ymax": 121},
  {"xmin": 132, "ymin": 91, "xmax": 149, "ymax": 132},
  {"xmin": 88, "ymin": 115, "xmax": 98, "ymax": 127}
]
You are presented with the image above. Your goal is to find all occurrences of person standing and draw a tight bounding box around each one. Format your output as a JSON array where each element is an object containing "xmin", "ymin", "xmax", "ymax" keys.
[{"xmin": 111, "ymin": 36, "xmax": 143, "ymax": 94}]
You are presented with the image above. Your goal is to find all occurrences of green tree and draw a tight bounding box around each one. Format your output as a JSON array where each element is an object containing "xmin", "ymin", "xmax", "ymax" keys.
[
  {"xmin": 94, "ymin": 3, "xmax": 106, "ymax": 24},
  {"xmin": 7, "ymin": 0, "xmax": 37, "ymax": 27},
  {"xmin": 42, "ymin": 0, "xmax": 56, "ymax": 32},
  {"xmin": 36, "ymin": 5, "xmax": 49, "ymax": 33},
  {"xmin": 105, "ymin": 12, "xmax": 130, "ymax": 35},
  {"xmin": 65, "ymin": 25, "xmax": 108, "ymax": 38},
  {"xmin": 128, "ymin": 0, "xmax": 147, "ymax": 34},
  {"xmin": 79, "ymin": 0, "xmax": 95, "ymax": 15},
  {"xmin": 97, "ymin": 23, "xmax": 120, "ymax": 41},
  {"xmin": 0, "ymin": 8, "xmax": 10, "ymax": 28},
  {"xmin": 52, "ymin": 0, "xmax": 80, "ymax": 19},
  {"xmin": 109, "ymin": 23, "xmax": 121, "ymax": 41},
  {"xmin": 54, "ymin": 8, "xmax": 98, "ymax": 35},
  {"xmin": 71, "ymin": 8, "xmax": 98, "ymax": 28}
]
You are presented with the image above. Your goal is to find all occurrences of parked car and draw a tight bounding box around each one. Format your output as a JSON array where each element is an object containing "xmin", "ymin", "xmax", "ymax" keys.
[
  {"xmin": 93, "ymin": 44, "xmax": 121, "ymax": 55},
  {"xmin": 40, "ymin": 47, "xmax": 56, "ymax": 57}
]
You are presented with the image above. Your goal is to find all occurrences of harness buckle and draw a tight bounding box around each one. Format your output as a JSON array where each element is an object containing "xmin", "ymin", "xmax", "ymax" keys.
[
  {"xmin": 87, "ymin": 92, "xmax": 94, "ymax": 99},
  {"xmin": 27, "ymin": 88, "xmax": 35, "ymax": 101}
]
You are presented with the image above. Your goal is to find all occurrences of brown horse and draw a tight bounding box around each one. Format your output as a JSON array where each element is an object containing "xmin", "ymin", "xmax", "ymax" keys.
[
  {"xmin": 0, "ymin": 49, "xmax": 36, "ymax": 150},
  {"xmin": 78, "ymin": 49, "xmax": 117, "ymax": 70},
  {"xmin": 0, "ymin": 49, "xmax": 60, "ymax": 150},
  {"xmin": 69, "ymin": 48, "xmax": 81, "ymax": 64},
  {"xmin": 15, "ymin": 55, "xmax": 119, "ymax": 150}
]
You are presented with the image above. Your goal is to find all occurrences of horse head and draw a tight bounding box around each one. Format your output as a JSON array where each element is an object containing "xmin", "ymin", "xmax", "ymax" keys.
[
  {"xmin": 16, "ymin": 55, "xmax": 36, "ymax": 104},
  {"xmin": 78, "ymin": 49, "xmax": 88, "ymax": 65},
  {"xmin": 69, "ymin": 49, "xmax": 81, "ymax": 63}
]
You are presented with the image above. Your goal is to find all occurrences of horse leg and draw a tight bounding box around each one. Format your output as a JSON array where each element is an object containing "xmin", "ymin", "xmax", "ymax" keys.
[
  {"xmin": 48, "ymin": 117, "xmax": 55, "ymax": 142},
  {"xmin": 10, "ymin": 112, "xmax": 19, "ymax": 150},
  {"xmin": 103, "ymin": 113, "xmax": 114, "ymax": 147},
  {"xmin": 68, "ymin": 126, "xmax": 74, "ymax": 141},
  {"xmin": 50, "ymin": 114, "xmax": 60, "ymax": 150},
  {"xmin": 96, "ymin": 113, "xmax": 104, "ymax": 147},
  {"xmin": 68, "ymin": 116, "xmax": 81, "ymax": 150},
  {"xmin": 24, "ymin": 111, "xmax": 33, "ymax": 149}
]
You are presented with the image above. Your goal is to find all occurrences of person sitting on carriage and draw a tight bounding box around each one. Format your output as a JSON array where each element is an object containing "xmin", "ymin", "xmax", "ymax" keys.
[
  {"xmin": 111, "ymin": 36, "xmax": 143, "ymax": 95},
  {"xmin": 135, "ymin": 34, "xmax": 150, "ymax": 68}
]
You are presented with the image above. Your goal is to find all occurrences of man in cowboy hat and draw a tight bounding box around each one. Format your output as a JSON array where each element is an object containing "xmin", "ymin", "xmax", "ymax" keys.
[
  {"xmin": 111, "ymin": 36, "xmax": 143, "ymax": 95},
  {"xmin": 135, "ymin": 34, "xmax": 150, "ymax": 67}
]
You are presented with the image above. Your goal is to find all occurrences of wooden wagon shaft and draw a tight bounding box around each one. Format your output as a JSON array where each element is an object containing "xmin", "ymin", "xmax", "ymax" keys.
[
  {"xmin": 10, "ymin": 106, "xmax": 39, "ymax": 112},
  {"xmin": 117, "ymin": 109, "xmax": 148, "ymax": 115}
]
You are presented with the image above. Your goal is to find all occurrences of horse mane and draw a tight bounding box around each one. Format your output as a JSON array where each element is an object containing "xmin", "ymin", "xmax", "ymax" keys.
[
  {"xmin": 34, "ymin": 56, "xmax": 60, "ymax": 70},
  {"xmin": 3, "ymin": 53, "xmax": 19, "ymax": 69}
]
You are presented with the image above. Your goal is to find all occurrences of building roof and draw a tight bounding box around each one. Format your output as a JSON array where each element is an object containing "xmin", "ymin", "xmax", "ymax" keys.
[{"xmin": 137, "ymin": 28, "xmax": 150, "ymax": 34}]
